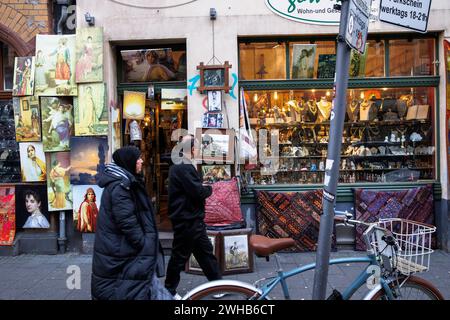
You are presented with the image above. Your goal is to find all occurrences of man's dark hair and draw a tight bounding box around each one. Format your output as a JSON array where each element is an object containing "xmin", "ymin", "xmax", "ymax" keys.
[
  {"xmin": 178, "ymin": 134, "xmax": 197, "ymax": 158},
  {"xmin": 24, "ymin": 189, "xmax": 41, "ymax": 204}
]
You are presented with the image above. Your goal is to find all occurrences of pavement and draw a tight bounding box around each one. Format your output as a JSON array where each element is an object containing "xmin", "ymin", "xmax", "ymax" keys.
[{"xmin": 0, "ymin": 250, "xmax": 449, "ymax": 300}]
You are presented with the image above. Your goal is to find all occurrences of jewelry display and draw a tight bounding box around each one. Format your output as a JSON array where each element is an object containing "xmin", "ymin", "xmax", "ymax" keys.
[
  {"xmin": 307, "ymin": 99, "xmax": 318, "ymax": 122},
  {"xmin": 317, "ymin": 97, "xmax": 332, "ymax": 123},
  {"xmin": 347, "ymin": 99, "xmax": 360, "ymax": 122}
]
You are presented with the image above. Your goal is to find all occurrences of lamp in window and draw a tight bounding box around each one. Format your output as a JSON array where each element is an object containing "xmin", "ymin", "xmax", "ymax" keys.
[{"xmin": 123, "ymin": 91, "xmax": 146, "ymax": 120}]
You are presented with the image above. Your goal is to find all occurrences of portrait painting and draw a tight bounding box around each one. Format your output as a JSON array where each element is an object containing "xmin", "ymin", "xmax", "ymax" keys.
[
  {"xmin": 15, "ymin": 185, "xmax": 50, "ymax": 230},
  {"xmin": 13, "ymin": 96, "xmax": 41, "ymax": 142},
  {"xmin": 207, "ymin": 90, "xmax": 222, "ymax": 112},
  {"xmin": 35, "ymin": 34, "xmax": 77, "ymax": 96},
  {"xmin": 19, "ymin": 142, "xmax": 46, "ymax": 182},
  {"xmin": 70, "ymin": 136, "xmax": 108, "ymax": 185},
  {"xmin": 75, "ymin": 27, "xmax": 103, "ymax": 83},
  {"xmin": 186, "ymin": 231, "xmax": 220, "ymax": 274},
  {"xmin": 123, "ymin": 91, "xmax": 146, "ymax": 120},
  {"xmin": 120, "ymin": 48, "xmax": 186, "ymax": 82},
  {"xmin": 221, "ymin": 229, "xmax": 253, "ymax": 274},
  {"xmin": 46, "ymin": 151, "xmax": 72, "ymax": 212},
  {"xmin": 161, "ymin": 88, "xmax": 187, "ymax": 110},
  {"xmin": 73, "ymin": 185, "xmax": 103, "ymax": 233},
  {"xmin": 201, "ymin": 165, "xmax": 231, "ymax": 184},
  {"xmin": 0, "ymin": 186, "xmax": 15, "ymax": 245},
  {"xmin": 202, "ymin": 112, "xmax": 223, "ymax": 128},
  {"xmin": 291, "ymin": 44, "xmax": 316, "ymax": 79},
  {"xmin": 74, "ymin": 83, "xmax": 107, "ymax": 136},
  {"xmin": 41, "ymin": 97, "xmax": 73, "ymax": 152},
  {"xmin": 196, "ymin": 128, "xmax": 234, "ymax": 163},
  {"xmin": 12, "ymin": 56, "xmax": 35, "ymax": 96}
]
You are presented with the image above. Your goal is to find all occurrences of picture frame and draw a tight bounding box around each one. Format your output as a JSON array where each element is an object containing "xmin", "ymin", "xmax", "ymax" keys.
[
  {"xmin": 202, "ymin": 112, "xmax": 224, "ymax": 128},
  {"xmin": 207, "ymin": 90, "xmax": 222, "ymax": 111},
  {"xmin": 199, "ymin": 164, "xmax": 233, "ymax": 184},
  {"xmin": 220, "ymin": 228, "xmax": 254, "ymax": 275},
  {"xmin": 197, "ymin": 61, "xmax": 232, "ymax": 93},
  {"xmin": 195, "ymin": 128, "xmax": 235, "ymax": 164},
  {"xmin": 185, "ymin": 230, "xmax": 221, "ymax": 275}
]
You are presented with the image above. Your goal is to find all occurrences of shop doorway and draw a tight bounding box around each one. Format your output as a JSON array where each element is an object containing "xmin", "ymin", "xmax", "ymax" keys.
[{"xmin": 121, "ymin": 94, "xmax": 187, "ymax": 232}]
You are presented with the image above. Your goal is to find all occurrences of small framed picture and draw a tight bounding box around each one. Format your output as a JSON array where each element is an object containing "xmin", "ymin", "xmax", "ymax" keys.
[
  {"xmin": 203, "ymin": 112, "xmax": 224, "ymax": 128},
  {"xmin": 207, "ymin": 90, "xmax": 222, "ymax": 111},
  {"xmin": 186, "ymin": 230, "xmax": 221, "ymax": 275},
  {"xmin": 195, "ymin": 128, "xmax": 235, "ymax": 164},
  {"xmin": 197, "ymin": 62, "xmax": 232, "ymax": 93},
  {"xmin": 220, "ymin": 228, "xmax": 254, "ymax": 275},
  {"xmin": 200, "ymin": 164, "xmax": 232, "ymax": 184}
]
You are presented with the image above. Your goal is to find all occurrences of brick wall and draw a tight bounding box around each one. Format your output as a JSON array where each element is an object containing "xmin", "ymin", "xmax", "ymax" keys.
[{"xmin": 0, "ymin": 0, "xmax": 52, "ymax": 54}]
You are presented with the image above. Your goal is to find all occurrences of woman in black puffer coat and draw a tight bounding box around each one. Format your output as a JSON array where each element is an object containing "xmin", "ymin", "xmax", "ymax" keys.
[{"xmin": 91, "ymin": 146, "xmax": 171, "ymax": 300}]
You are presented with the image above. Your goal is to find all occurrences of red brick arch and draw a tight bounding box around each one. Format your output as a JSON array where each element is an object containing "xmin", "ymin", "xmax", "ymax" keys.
[{"xmin": 0, "ymin": 9, "xmax": 36, "ymax": 56}]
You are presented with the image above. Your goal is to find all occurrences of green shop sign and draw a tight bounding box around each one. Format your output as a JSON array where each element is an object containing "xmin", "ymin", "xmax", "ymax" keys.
[{"xmin": 265, "ymin": 0, "xmax": 341, "ymax": 25}]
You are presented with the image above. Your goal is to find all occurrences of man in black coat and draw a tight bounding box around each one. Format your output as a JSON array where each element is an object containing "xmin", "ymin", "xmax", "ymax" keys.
[
  {"xmin": 91, "ymin": 146, "xmax": 171, "ymax": 300},
  {"xmin": 164, "ymin": 134, "xmax": 222, "ymax": 297}
]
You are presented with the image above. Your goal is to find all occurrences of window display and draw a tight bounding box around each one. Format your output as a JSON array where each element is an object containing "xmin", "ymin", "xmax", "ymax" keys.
[
  {"xmin": 0, "ymin": 100, "xmax": 21, "ymax": 183},
  {"xmin": 241, "ymin": 87, "xmax": 435, "ymax": 185}
]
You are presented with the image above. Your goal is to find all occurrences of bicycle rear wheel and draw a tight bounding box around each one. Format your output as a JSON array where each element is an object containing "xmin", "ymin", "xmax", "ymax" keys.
[
  {"xmin": 184, "ymin": 280, "xmax": 265, "ymax": 300},
  {"xmin": 371, "ymin": 275, "xmax": 444, "ymax": 300}
]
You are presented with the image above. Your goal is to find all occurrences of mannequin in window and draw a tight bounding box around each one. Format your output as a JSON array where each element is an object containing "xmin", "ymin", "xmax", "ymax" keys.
[{"xmin": 317, "ymin": 96, "xmax": 332, "ymax": 122}]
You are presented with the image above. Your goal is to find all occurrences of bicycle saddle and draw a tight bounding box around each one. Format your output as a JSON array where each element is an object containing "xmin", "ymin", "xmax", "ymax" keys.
[{"xmin": 249, "ymin": 235, "xmax": 295, "ymax": 256}]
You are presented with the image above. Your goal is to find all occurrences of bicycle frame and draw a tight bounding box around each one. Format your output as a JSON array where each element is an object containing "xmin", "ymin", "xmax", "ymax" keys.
[{"xmin": 256, "ymin": 254, "xmax": 396, "ymax": 300}]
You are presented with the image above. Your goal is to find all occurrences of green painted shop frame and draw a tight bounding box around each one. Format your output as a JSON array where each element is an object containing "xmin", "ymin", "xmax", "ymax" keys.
[{"xmin": 238, "ymin": 32, "xmax": 442, "ymax": 204}]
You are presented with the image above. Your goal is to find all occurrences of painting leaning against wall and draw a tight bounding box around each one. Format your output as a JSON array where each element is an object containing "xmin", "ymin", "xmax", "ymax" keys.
[
  {"xmin": 74, "ymin": 83, "xmax": 107, "ymax": 136},
  {"xmin": 75, "ymin": 27, "xmax": 104, "ymax": 83}
]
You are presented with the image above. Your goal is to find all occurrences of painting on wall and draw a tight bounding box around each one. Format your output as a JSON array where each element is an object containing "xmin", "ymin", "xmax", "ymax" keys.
[
  {"xmin": 72, "ymin": 185, "xmax": 103, "ymax": 233},
  {"xmin": 15, "ymin": 185, "xmax": 50, "ymax": 229},
  {"xmin": 41, "ymin": 97, "xmax": 73, "ymax": 152},
  {"xmin": 19, "ymin": 142, "xmax": 46, "ymax": 182},
  {"xmin": 13, "ymin": 96, "xmax": 41, "ymax": 142},
  {"xmin": 0, "ymin": 186, "xmax": 15, "ymax": 246},
  {"xmin": 46, "ymin": 151, "xmax": 72, "ymax": 212},
  {"xmin": 75, "ymin": 27, "xmax": 103, "ymax": 83},
  {"xmin": 291, "ymin": 44, "xmax": 316, "ymax": 79},
  {"xmin": 123, "ymin": 91, "xmax": 146, "ymax": 120},
  {"xmin": 349, "ymin": 45, "xmax": 369, "ymax": 78},
  {"xmin": 161, "ymin": 88, "xmax": 187, "ymax": 110},
  {"xmin": 12, "ymin": 56, "xmax": 35, "ymax": 96},
  {"xmin": 35, "ymin": 34, "xmax": 77, "ymax": 96},
  {"xmin": 74, "ymin": 83, "xmax": 107, "ymax": 136},
  {"xmin": 70, "ymin": 136, "xmax": 108, "ymax": 185}
]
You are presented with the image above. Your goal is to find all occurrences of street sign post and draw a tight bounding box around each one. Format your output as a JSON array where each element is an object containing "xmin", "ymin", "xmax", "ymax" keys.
[
  {"xmin": 379, "ymin": 0, "xmax": 431, "ymax": 33},
  {"xmin": 345, "ymin": 0, "xmax": 372, "ymax": 53}
]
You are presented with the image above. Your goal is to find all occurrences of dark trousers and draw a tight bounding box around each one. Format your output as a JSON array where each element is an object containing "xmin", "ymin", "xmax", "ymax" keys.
[{"xmin": 165, "ymin": 219, "xmax": 221, "ymax": 295}]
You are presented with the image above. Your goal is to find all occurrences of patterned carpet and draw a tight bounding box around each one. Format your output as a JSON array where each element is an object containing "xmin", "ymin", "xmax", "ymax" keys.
[
  {"xmin": 256, "ymin": 190, "xmax": 335, "ymax": 252},
  {"xmin": 354, "ymin": 185, "xmax": 434, "ymax": 251},
  {"xmin": 0, "ymin": 187, "xmax": 15, "ymax": 246}
]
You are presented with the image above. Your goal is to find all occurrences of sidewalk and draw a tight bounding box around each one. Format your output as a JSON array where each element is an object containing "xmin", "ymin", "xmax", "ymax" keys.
[{"xmin": 0, "ymin": 250, "xmax": 449, "ymax": 300}]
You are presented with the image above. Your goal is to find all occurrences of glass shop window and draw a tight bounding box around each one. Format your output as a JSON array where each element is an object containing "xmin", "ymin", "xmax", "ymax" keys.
[
  {"xmin": 389, "ymin": 38, "xmax": 435, "ymax": 76},
  {"xmin": 1, "ymin": 42, "xmax": 16, "ymax": 91},
  {"xmin": 289, "ymin": 41, "xmax": 336, "ymax": 79},
  {"xmin": 239, "ymin": 42, "xmax": 287, "ymax": 80}
]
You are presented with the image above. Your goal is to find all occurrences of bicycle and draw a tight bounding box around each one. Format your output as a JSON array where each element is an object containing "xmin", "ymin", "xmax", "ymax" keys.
[{"xmin": 182, "ymin": 211, "xmax": 444, "ymax": 300}]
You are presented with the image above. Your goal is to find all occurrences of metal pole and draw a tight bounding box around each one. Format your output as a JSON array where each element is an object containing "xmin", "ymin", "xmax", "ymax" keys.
[
  {"xmin": 58, "ymin": 211, "xmax": 67, "ymax": 253},
  {"xmin": 312, "ymin": 0, "xmax": 352, "ymax": 300}
]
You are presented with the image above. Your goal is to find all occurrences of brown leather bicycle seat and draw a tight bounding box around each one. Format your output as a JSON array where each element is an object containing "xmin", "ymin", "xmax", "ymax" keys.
[{"xmin": 250, "ymin": 235, "xmax": 296, "ymax": 256}]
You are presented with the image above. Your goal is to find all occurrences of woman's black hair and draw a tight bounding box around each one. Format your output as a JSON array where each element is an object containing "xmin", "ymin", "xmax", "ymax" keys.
[{"xmin": 24, "ymin": 189, "xmax": 41, "ymax": 205}]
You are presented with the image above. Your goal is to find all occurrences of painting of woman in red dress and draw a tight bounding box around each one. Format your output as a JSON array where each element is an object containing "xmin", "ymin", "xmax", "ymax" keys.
[{"xmin": 76, "ymin": 187, "xmax": 99, "ymax": 233}]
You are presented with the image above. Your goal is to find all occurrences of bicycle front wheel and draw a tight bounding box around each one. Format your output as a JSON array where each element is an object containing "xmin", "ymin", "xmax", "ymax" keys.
[
  {"xmin": 371, "ymin": 275, "xmax": 444, "ymax": 300},
  {"xmin": 183, "ymin": 280, "xmax": 265, "ymax": 300}
]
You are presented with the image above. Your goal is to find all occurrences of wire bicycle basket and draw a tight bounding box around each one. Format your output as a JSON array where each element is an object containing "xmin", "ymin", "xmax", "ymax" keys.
[{"xmin": 369, "ymin": 218, "xmax": 436, "ymax": 276}]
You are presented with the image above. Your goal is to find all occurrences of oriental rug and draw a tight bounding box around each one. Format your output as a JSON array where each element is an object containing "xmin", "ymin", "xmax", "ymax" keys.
[{"xmin": 0, "ymin": 186, "xmax": 16, "ymax": 246}]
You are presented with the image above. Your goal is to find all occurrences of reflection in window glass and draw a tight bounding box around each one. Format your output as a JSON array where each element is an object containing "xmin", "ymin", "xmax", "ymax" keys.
[
  {"xmin": 389, "ymin": 39, "xmax": 435, "ymax": 76},
  {"xmin": 239, "ymin": 42, "xmax": 286, "ymax": 80},
  {"xmin": 289, "ymin": 41, "xmax": 336, "ymax": 79},
  {"xmin": 364, "ymin": 40, "xmax": 385, "ymax": 77},
  {"xmin": 1, "ymin": 42, "xmax": 15, "ymax": 90}
]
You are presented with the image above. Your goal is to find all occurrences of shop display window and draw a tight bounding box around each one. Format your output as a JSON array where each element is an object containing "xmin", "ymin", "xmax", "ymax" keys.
[
  {"xmin": 241, "ymin": 87, "xmax": 435, "ymax": 185},
  {"xmin": 288, "ymin": 41, "xmax": 335, "ymax": 79},
  {"xmin": 389, "ymin": 38, "xmax": 435, "ymax": 76},
  {"xmin": 239, "ymin": 42, "xmax": 287, "ymax": 80},
  {"xmin": 1, "ymin": 42, "xmax": 15, "ymax": 91}
]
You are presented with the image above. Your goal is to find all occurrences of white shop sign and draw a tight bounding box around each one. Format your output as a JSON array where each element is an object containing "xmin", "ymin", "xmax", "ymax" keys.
[
  {"xmin": 345, "ymin": 0, "xmax": 372, "ymax": 53},
  {"xmin": 379, "ymin": 0, "xmax": 431, "ymax": 33},
  {"xmin": 265, "ymin": 0, "xmax": 341, "ymax": 25}
]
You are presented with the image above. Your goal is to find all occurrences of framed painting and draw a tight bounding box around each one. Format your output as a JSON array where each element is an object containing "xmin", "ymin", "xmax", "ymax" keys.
[
  {"xmin": 46, "ymin": 151, "xmax": 72, "ymax": 212},
  {"xmin": 72, "ymin": 185, "xmax": 103, "ymax": 233},
  {"xmin": 13, "ymin": 96, "xmax": 41, "ymax": 142},
  {"xmin": 186, "ymin": 230, "xmax": 221, "ymax": 275},
  {"xmin": 220, "ymin": 228, "xmax": 254, "ymax": 275},
  {"xmin": 207, "ymin": 90, "xmax": 222, "ymax": 112},
  {"xmin": 40, "ymin": 97, "xmax": 73, "ymax": 152},
  {"xmin": 202, "ymin": 112, "xmax": 224, "ymax": 128},
  {"xmin": 200, "ymin": 164, "xmax": 232, "ymax": 184},
  {"xmin": 19, "ymin": 142, "xmax": 46, "ymax": 182},
  {"xmin": 197, "ymin": 61, "xmax": 232, "ymax": 93},
  {"xmin": 12, "ymin": 56, "xmax": 35, "ymax": 96},
  {"xmin": 195, "ymin": 128, "xmax": 235, "ymax": 164},
  {"xmin": 35, "ymin": 34, "xmax": 77, "ymax": 96},
  {"xmin": 70, "ymin": 136, "xmax": 108, "ymax": 185},
  {"xmin": 161, "ymin": 88, "xmax": 187, "ymax": 110},
  {"xmin": 0, "ymin": 186, "xmax": 16, "ymax": 246},
  {"xmin": 15, "ymin": 184, "xmax": 50, "ymax": 230},
  {"xmin": 291, "ymin": 44, "xmax": 316, "ymax": 79},
  {"xmin": 74, "ymin": 83, "xmax": 107, "ymax": 136},
  {"xmin": 76, "ymin": 27, "xmax": 103, "ymax": 83},
  {"xmin": 123, "ymin": 91, "xmax": 146, "ymax": 120}
]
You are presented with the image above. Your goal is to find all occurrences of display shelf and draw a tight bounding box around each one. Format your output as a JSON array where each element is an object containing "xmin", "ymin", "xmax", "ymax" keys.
[{"xmin": 254, "ymin": 119, "xmax": 431, "ymax": 128}]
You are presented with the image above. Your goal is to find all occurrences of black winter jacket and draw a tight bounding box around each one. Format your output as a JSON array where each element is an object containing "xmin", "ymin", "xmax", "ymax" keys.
[
  {"xmin": 168, "ymin": 162, "xmax": 212, "ymax": 223},
  {"xmin": 91, "ymin": 169, "xmax": 164, "ymax": 300}
]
